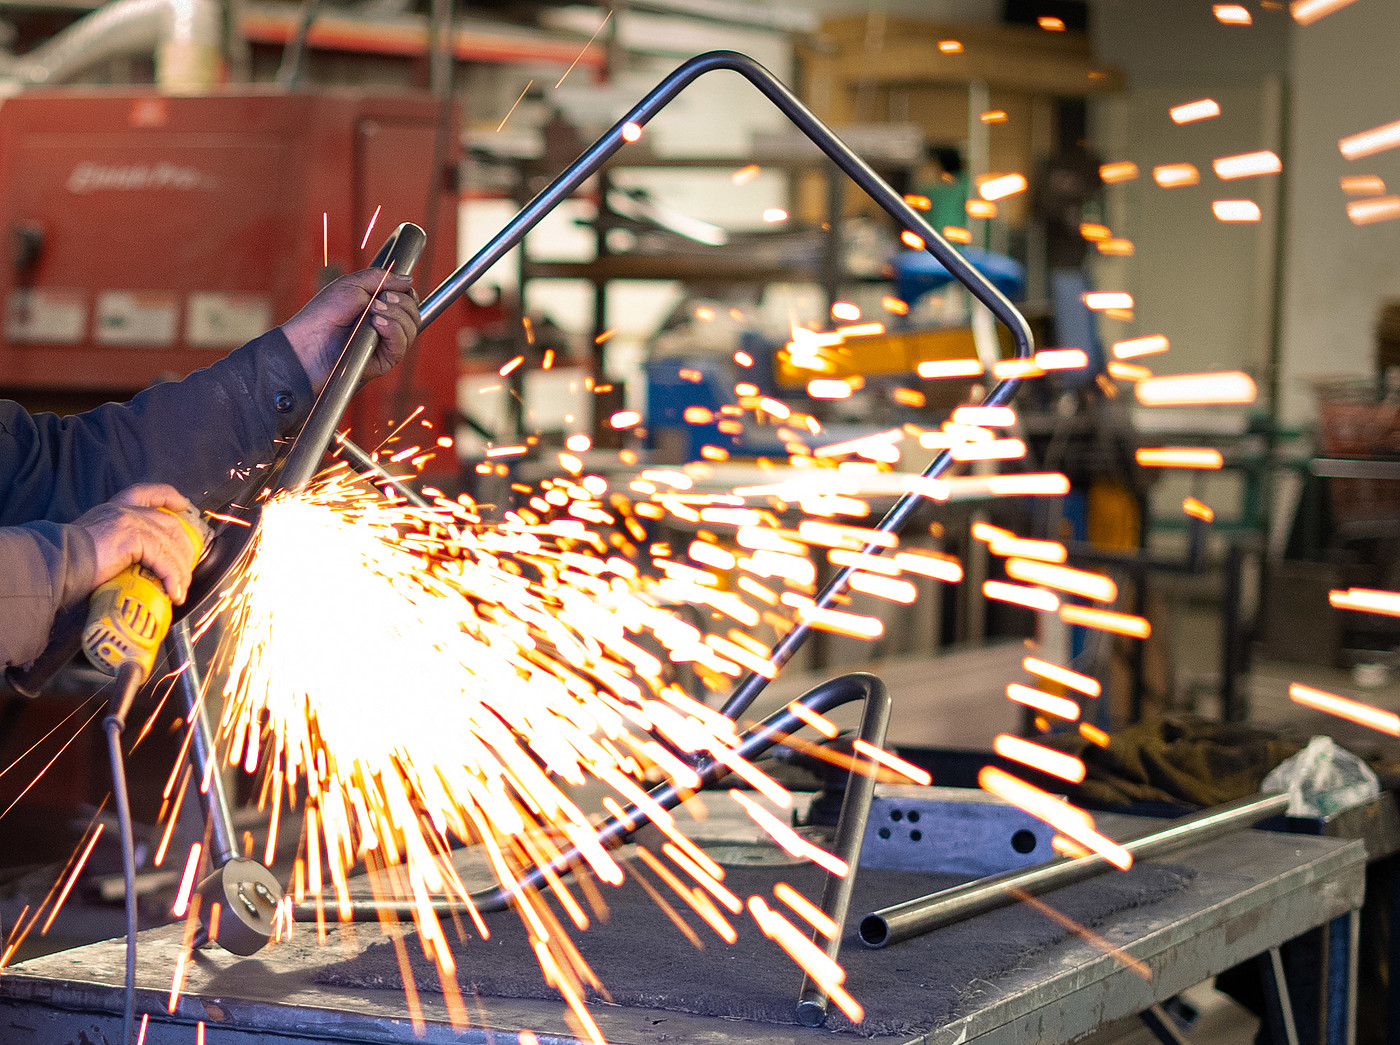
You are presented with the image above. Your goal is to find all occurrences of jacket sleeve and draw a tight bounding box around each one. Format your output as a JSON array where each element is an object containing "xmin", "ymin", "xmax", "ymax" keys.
[
  {"xmin": 0, "ymin": 522, "xmax": 94, "ymax": 669},
  {"xmin": 0, "ymin": 328, "xmax": 315, "ymax": 526}
]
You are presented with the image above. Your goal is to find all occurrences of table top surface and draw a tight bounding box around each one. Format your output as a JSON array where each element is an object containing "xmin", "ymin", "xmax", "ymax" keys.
[{"xmin": 0, "ymin": 805, "xmax": 1367, "ymax": 1045}]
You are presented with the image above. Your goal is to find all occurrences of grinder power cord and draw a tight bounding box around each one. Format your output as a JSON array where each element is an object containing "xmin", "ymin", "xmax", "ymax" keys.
[{"xmin": 85, "ymin": 503, "xmax": 208, "ymax": 1045}]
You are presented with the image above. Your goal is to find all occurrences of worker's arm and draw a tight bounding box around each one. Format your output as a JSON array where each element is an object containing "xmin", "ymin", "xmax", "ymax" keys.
[
  {"xmin": 0, "ymin": 484, "xmax": 201, "ymax": 670},
  {"xmin": 0, "ymin": 270, "xmax": 419, "ymax": 525}
]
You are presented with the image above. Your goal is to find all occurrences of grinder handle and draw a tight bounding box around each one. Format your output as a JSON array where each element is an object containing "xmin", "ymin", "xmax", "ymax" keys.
[{"xmin": 276, "ymin": 222, "xmax": 427, "ymax": 495}]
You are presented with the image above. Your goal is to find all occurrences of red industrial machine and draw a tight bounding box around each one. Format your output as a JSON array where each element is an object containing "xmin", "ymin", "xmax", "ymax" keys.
[{"xmin": 0, "ymin": 89, "xmax": 464, "ymax": 473}]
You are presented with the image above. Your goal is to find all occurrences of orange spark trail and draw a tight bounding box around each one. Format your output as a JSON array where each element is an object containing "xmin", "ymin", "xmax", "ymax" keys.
[
  {"xmin": 555, "ymin": 10, "xmax": 612, "ymax": 88},
  {"xmin": 359, "ymin": 205, "xmax": 382, "ymax": 250},
  {"xmin": 1330, "ymin": 587, "xmax": 1400, "ymax": 617},
  {"xmin": 40, "ymin": 823, "xmax": 104, "ymax": 935},
  {"xmin": 979, "ymin": 766, "xmax": 1131, "ymax": 869},
  {"xmin": 1007, "ymin": 886, "xmax": 1151, "ymax": 979},
  {"xmin": 1289, "ymin": 683, "xmax": 1400, "ymax": 735},
  {"xmin": 498, "ymin": 80, "xmax": 534, "ymax": 133}
]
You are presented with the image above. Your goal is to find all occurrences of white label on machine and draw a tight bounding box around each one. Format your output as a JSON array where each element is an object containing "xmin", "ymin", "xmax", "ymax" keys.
[
  {"xmin": 185, "ymin": 293, "xmax": 272, "ymax": 349},
  {"xmin": 94, "ymin": 291, "xmax": 178, "ymax": 347},
  {"xmin": 3, "ymin": 288, "xmax": 87, "ymax": 343}
]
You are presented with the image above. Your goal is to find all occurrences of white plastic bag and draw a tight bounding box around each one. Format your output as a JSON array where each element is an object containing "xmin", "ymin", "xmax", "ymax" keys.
[{"xmin": 1262, "ymin": 735, "xmax": 1380, "ymax": 817}]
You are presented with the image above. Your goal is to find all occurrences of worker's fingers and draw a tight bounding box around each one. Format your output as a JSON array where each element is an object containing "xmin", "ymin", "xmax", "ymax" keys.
[
  {"xmin": 112, "ymin": 483, "xmax": 191, "ymax": 514},
  {"xmin": 340, "ymin": 269, "xmax": 414, "ymax": 303},
  {"xmin": 77, "ymin": 501, "xmax": 198, "ymax": 603},
  {"xmin": 367, "ymin": 290, "xmax": 420, "ymax": 374}
]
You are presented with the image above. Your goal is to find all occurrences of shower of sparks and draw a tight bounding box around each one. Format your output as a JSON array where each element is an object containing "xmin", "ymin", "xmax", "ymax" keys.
[
  {"xmin": 555, "ymin": 9, "xmax": 611, "ymax": 89},
  {"xmin": 189, "ymin": 414, "xmax": 1037, "ymax": 1032},
  {"xmin": 497, "ymin": 81, "xmax": 534, "ymax": 133}
]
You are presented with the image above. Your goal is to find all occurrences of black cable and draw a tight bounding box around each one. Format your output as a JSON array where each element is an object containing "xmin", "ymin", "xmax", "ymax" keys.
[{"xmin": 103, "ymin": 659, "xmax": 144, "ymax": 1045}]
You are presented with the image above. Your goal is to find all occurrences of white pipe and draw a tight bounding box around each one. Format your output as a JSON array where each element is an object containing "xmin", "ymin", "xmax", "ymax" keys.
[{"xmin": 0, "ymin": 0, "xmax": 221, "ymax": 91}]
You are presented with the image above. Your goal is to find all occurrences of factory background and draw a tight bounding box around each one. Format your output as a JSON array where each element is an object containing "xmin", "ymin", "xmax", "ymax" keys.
[{"xmin": 0, "ymin": 1, "xmax": 1399, "ymax": 1043}]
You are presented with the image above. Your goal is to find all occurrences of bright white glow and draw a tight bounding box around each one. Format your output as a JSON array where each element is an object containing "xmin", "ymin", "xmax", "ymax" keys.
[
  {"xmin": 1170, "ymin": 99, "xmax": 1221, "ymax": 124},
  {"xmin": 1213, "ymin": 199, "xmax": 1262, "ymax": 222},
  {"xmin": 1213, "ymin": 151, "xmax": 1281, "ymax": 179}
]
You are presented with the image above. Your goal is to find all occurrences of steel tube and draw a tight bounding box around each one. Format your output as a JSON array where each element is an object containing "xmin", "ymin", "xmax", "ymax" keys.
[
  {"xmin": 276, "ymin": 222, "xmax": 427, "ymax": 495},
  {"xmin": 169, "ymin": 621, "xmax": 238, "ymax": 868},
  {"xmin": 795, "ymin": 674, "xmax": 891, "ymax": 1026},
  {"xmin": 858, "ymin": 792, "xmax": 1290, "ymax": 948},
  {"xmin": 293, "ymin": 672, "xmax": 890, "ymax": 922},
  {"xmin": 411, "ymin": 49, "xmax": 1035, "ymax": 725},
  {"xmin": 336, "ymin": 437, "xmax": 432, "ymax": 508}
]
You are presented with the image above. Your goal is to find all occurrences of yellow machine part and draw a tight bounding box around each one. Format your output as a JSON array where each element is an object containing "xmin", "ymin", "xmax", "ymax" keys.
[{"xmin": 774, "ymin": 325, "xmax": 1013, "ymax": 387}]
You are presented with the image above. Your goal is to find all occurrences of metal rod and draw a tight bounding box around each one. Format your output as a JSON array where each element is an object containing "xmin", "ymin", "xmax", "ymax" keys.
[
  {"xmin": 293, "ymin": 672, "xmax": 890, "ymax": 923},
  {"xmin": 411, "ymin": 49, "xmax": 1035, "ymax": 724},
  {"xmin": 795, "ymin": 675, "xmax": 891, "ymax": 1027},
  {"xmin": 169, "ymin": 621, "xmax": 238, "ymax": 868},
  {"xmin": 336, "ymin": 437, "xmax": 432, "ymax": 509},
  {"xmin": 276, "ymin": 222, "xmax": 427, "ymax": 496},
  {"xmin": 859, "ymin": 792, "xmax": 1289, "ymax": 948}
]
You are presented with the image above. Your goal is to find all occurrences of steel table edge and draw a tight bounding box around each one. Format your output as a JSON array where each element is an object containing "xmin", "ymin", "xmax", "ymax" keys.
[{"xmin": 913, "ymin": 837, "xmax": 1367, "ymax": 1045}]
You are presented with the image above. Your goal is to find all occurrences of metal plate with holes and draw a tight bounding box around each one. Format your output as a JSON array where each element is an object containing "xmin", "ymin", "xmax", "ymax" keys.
[{"xmin": 861, "ymin": 785, "xmax": 1056, "ymax": 876}]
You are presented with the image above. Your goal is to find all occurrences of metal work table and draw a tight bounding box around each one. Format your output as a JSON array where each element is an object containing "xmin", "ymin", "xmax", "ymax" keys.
[{"xmin": 0, "ymin": 816, "xmax": 1366, "ymax": 1045}]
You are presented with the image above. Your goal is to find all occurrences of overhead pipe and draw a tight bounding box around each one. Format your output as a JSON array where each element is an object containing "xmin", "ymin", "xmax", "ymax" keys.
[{"xmin": 0, "ymin": 0, "xmax": 221, "ymax": 91}]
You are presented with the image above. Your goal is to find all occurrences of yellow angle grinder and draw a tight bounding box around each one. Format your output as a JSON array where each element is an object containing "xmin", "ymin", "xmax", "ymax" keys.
[{"xmin": 81, "ymin": 504, "xmax": 209, "ymax": 680}]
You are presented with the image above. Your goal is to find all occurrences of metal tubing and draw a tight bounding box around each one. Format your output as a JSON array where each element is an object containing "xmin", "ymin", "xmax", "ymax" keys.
[
  {"xmin": 411, "ymin": 50, "xmax": 1035, "ymax": 724},
  {"xmin": 859, "ymin": 792, "xmax": 1289, "ymax": 948},
  {"xmin": 168, "ymin": 621, "xmax": 238, "ymax": 868},
  {"xmin": 293, "ymin": 672, "xmax": 890, "ymax": 925},
  {"xmin": 336, "ymin": 437, "xmax": 432, "ymax": 509},
  {"xmin": 795, "ymin": 675, "xmax": 892, "ymax": 1027},
  {"xmin": 276, "ymin": 222, "xmax": 427, "ymax": 496}
]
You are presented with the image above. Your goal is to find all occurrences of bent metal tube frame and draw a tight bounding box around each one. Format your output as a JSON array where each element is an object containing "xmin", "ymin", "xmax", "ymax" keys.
[{"xmin": 168, "ymin": 49, "xmax": 1035, "ymax": 1026}]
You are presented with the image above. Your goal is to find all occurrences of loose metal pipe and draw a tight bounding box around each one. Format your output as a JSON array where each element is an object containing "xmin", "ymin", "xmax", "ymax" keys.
[
  {"xmin": 168, "ymin": 621, "xmax": 238, "ymax": 868},
  {"xmin": 859, "ymin": 792, "xmax": 1290, "ymax": 948},
  {"xmin": 410, "ymin": 50, "xmax": 1035, "ymax": 726}
]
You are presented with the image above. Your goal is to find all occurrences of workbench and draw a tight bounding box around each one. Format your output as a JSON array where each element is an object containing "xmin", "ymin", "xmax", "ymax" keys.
[{"xmin": 0, "ymin": 813, "xmax": 1365, "ymax": 1045}]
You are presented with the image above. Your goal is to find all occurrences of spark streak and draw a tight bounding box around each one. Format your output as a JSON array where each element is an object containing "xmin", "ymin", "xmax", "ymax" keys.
[
  {"xmin": 1289, "ymin": 683, "xmax": 1400, "ymax": 735},
  {"xmin": 555, "ymin": 10, "xmax": 611, "ymax": 88},
  {"xmin": 1329, "ymin": 587, "xmax": 1400, "ymax": 616}
]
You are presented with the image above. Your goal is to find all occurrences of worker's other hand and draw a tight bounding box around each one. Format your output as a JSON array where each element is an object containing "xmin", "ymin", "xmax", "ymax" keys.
[
  {"xmin": 280, "ymin": 269, "xmax": 421, "ymax": 394},
  {"xmin": 76, "ymin": 485, "xmax": 198, "ymax": 604}
]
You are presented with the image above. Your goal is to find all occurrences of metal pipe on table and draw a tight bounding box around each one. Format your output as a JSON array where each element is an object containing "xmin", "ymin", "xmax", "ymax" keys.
[
  {"xmin": 859, "ymin": 792, "xmax": 1290, "ymax": 949},
  {"xmin": 796, "ymin": 675, "xmax": 891, "ymax": 1027}
]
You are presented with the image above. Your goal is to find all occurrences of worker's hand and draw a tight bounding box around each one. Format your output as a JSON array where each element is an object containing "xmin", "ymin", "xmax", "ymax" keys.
[
  {"xmin": 280, "ymin": 269, "xmax": 421, "ymax": 395},
  {"xmin": 75, "ymin": 485, "xmax": 199, "ymax": 604}
]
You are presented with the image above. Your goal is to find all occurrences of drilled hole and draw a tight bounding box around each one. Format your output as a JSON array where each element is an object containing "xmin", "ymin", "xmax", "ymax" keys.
[
  {"xmin": 909, "ymin": 829, "xmax": 922, "ymax": 842},
  {"xmin": 1012, "ymin": 829, "xmax": 1037, "ymax": 854},
  {"xmin": 878, "ymin": 827, "xmax": 891, "ymax": 840},
  {"xmin": 890, "ymin": 809, "xmax": 903, "ymax": 821},
  {"xmin": 907, "ymin": 810, "xmax": 920, "ymax": 823}
]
